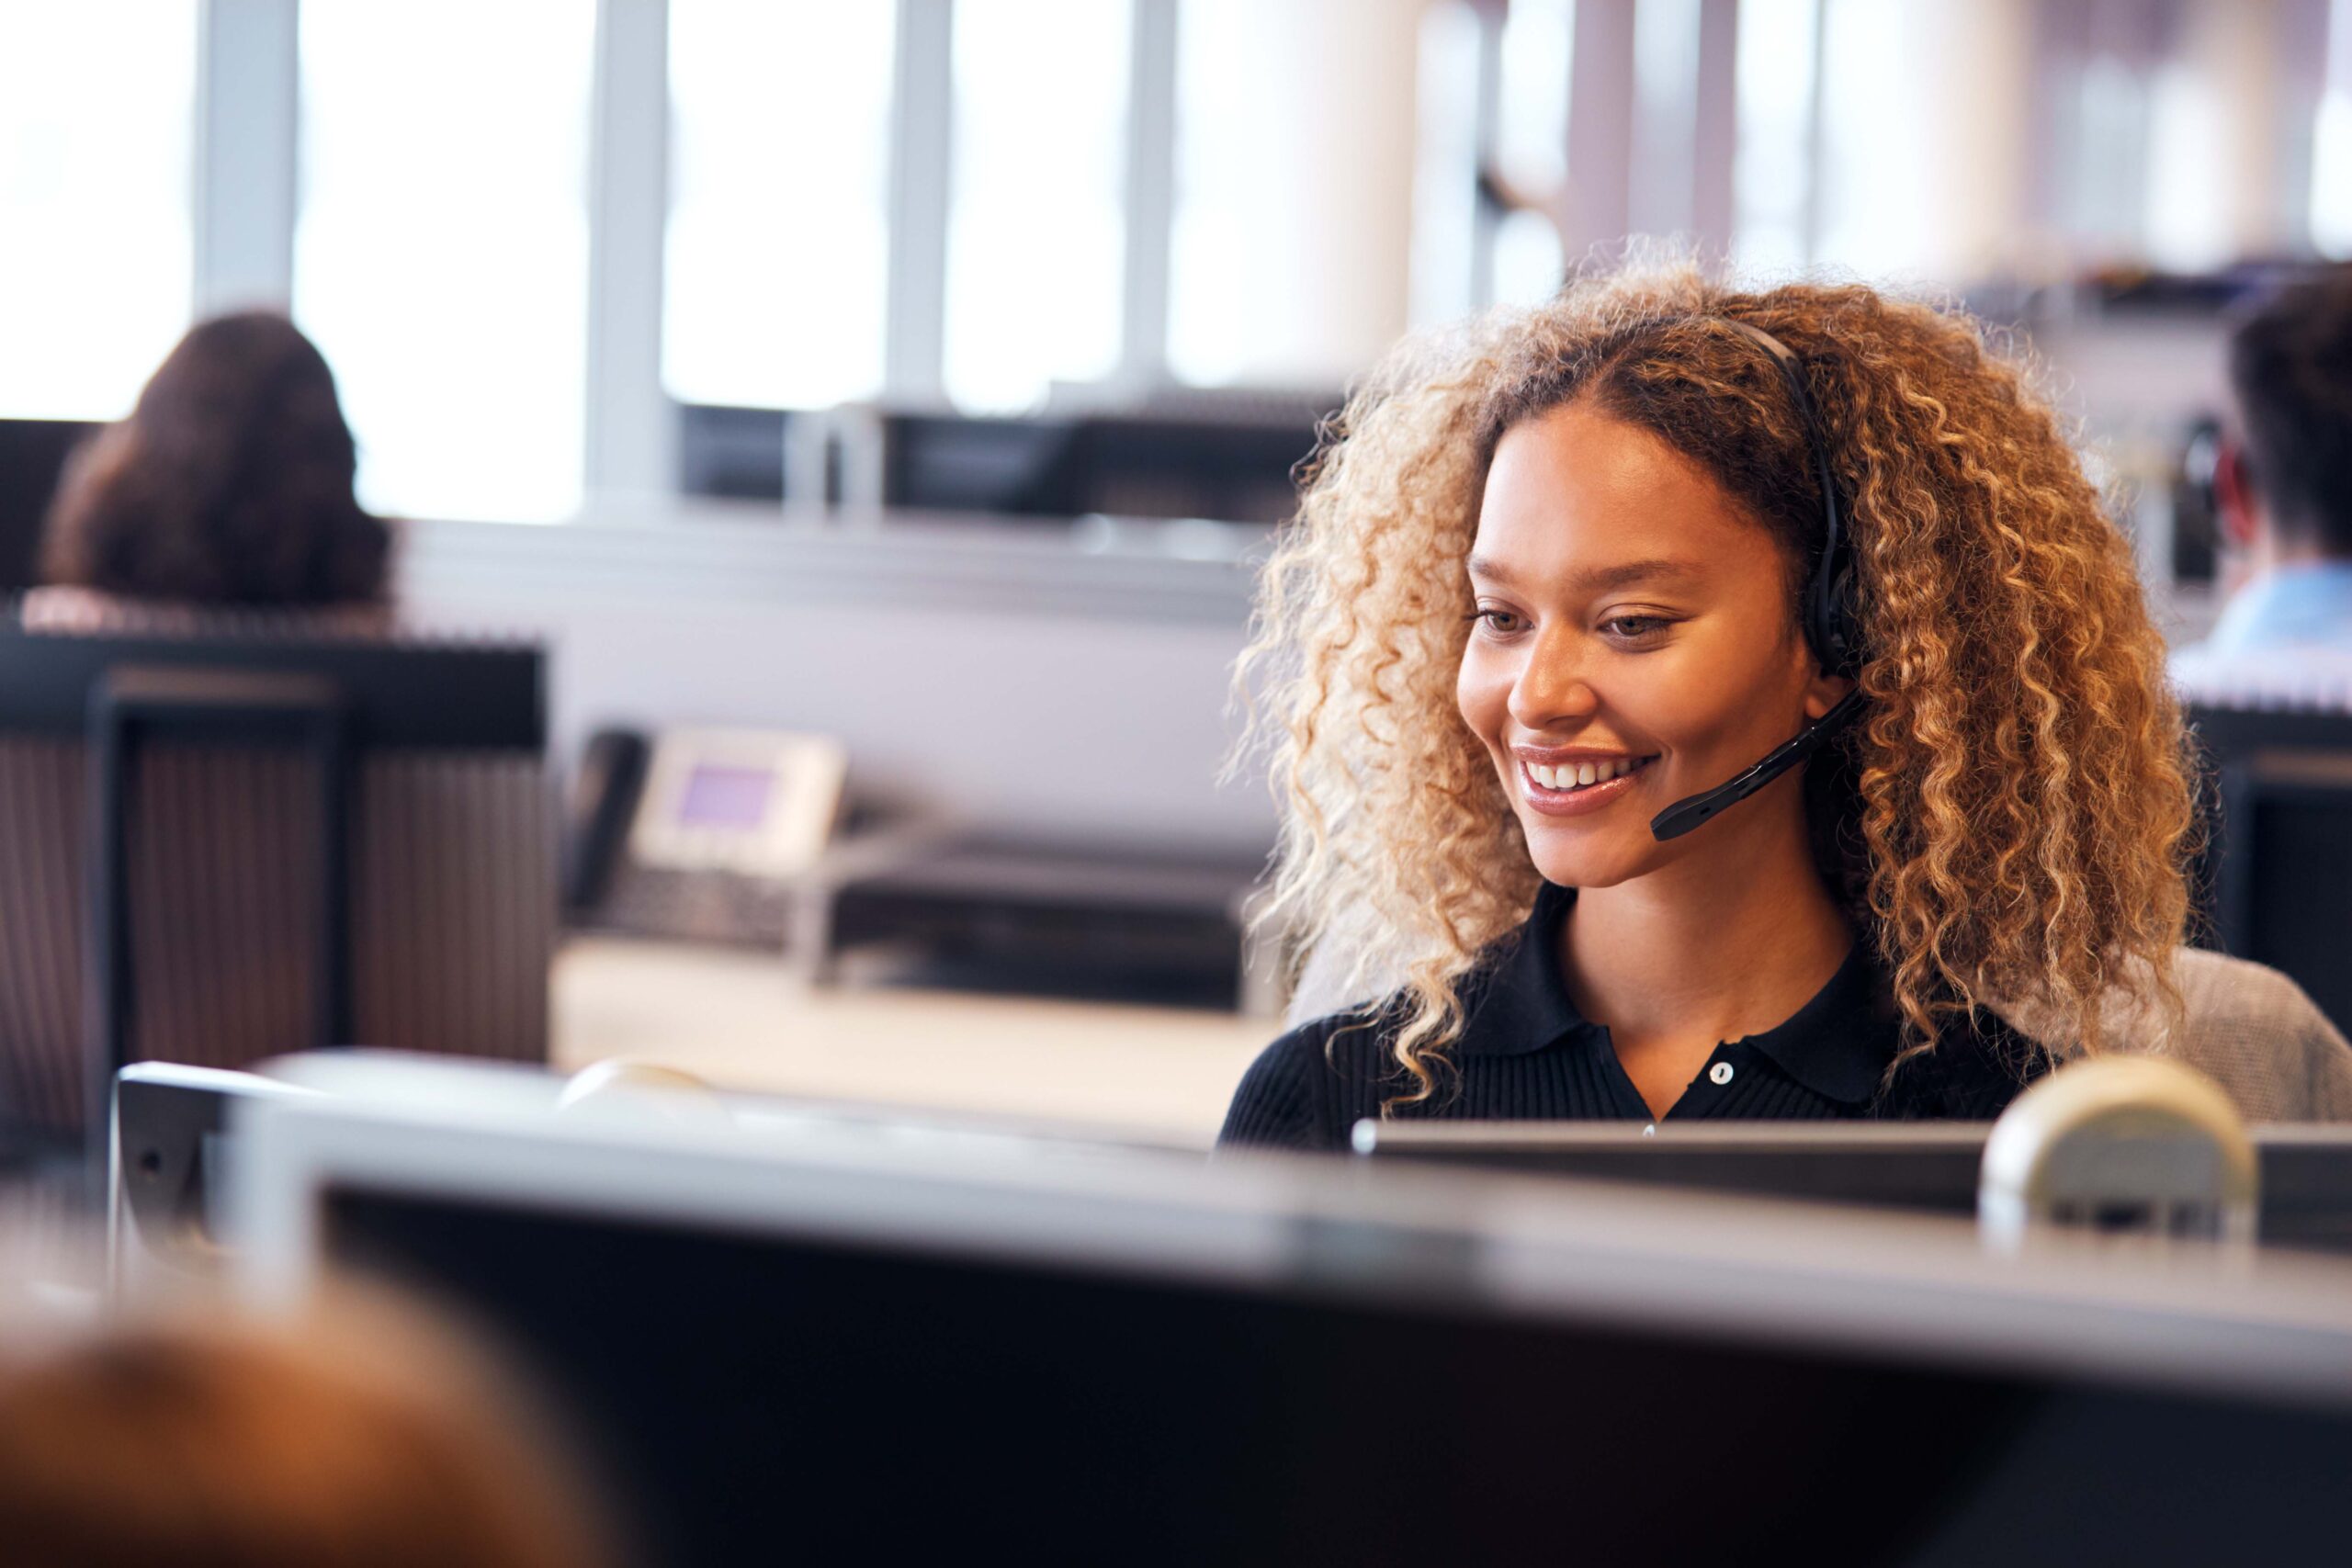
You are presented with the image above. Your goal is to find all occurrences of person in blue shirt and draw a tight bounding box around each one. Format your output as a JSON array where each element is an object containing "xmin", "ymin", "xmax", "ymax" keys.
[{"xmin": 2172, "ymin": 271, "xmax": 2352, "ymax": 700}]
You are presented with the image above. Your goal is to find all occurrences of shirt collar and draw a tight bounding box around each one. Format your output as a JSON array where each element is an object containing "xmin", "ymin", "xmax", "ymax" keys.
[
  {"xmin": 1454, "ymin": 880, "xmax": 1893, "ymax": 1107},
  {"xmin": 1453, "ymin": 882, "xmax": 1588, "ymax": 1057}
]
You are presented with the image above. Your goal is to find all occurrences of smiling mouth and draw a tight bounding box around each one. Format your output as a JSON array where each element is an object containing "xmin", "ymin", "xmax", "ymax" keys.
[{"xmin": 1519, "ymin": 756, "xmax": 1656, "ymax": 795}]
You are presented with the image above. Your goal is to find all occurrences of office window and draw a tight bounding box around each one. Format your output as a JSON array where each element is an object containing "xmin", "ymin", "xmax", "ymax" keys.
[
  {"xmin": 1807, "ymin": 0, "xmax": 1914, "ymax": 278},
  {"xmin": 1408, "ymin": 2, "xmax": 1483, "ymax": 327},
  {"xmin": 1731, "ymin": 0, "xmax": 1818, "ymax": 277},
  {"xmin": 293, "ymin": 0, "xmax": 594, "ymax": 523},
  {"xmin": 943, "ymin": 0, "xmax": 1131, "ymax": 412},
  {"xmin": 0, "ymin": 5, "xmax": 196, "ymax": 419},
  {"xmin": 1491, "ymin": 0, "xmax": 1571, "ymax": 306},
  {"xmin": 1168, "ymin": 0, "xmax": 1265, "ymax": 385},
  {"xmin": 2067, "ymin": 53, "xmax": 2153, "ymax": 260},
  {"xmin": 664, "ymin": 1, "xmax": 896, "ymax": 412},
  {"xmin": 2311, "ymin": 0, "xmax": 2352, "ymax": 257},
  {"xmin": 1170, "ymin": 0, "xmax": 1419, "ymax": 388}
]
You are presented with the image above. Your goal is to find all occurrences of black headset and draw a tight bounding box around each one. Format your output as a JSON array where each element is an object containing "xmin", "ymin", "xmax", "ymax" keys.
[{"xmin": 1647, "ymin": 319, "xmax": 1868, "ymax": 842}]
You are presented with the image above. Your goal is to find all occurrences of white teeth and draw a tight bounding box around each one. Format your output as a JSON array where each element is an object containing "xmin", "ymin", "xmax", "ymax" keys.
[{"xmin": 1527, "ymin": 756, "xmax": 1647, "ymax": 791}]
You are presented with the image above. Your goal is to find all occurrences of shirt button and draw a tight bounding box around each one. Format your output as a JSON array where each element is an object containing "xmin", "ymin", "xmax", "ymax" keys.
[{"xmin": 1709, "ymin": 1062, "xmax": 1735, "ymax": 1086}]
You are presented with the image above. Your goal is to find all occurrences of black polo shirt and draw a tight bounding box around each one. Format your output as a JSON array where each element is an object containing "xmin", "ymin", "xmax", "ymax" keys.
[{"xmin": 1218, "ymin": 882, "xmax": 2043, "ymax": 1152}]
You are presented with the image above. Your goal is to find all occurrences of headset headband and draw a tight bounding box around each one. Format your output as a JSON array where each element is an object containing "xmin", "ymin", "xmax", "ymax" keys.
[{"xmin": 1716, "ymin": 318, "xmax": 1860, "ymax": 677}]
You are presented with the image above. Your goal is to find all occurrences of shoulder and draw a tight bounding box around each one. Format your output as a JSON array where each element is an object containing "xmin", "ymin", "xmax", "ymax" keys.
[
  {"xmin": 1216, "ymin": 1004, "xmax": 1401, "ymax": 1154},
  {"xmin": 1980, "ymin": 948, "xmax": 2352, "ymax": 1122},
  {"xmin": 1877, "ymin": 1008, "xmax": 2046, "ymax": 1120},
  {"xmin": 2167, "ymin": 948, "xmax": 2352, "ymax": 1122}
]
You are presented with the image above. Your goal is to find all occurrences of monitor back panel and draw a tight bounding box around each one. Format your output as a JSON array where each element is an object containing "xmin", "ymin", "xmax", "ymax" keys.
[
  {"xmin": 323, "ymin": 1183, "xmax": 2352, "ymax": 1568},
  {"xmin": 1356, "ymin": 1123, "xmax": 2352, "ymax": 1255}
]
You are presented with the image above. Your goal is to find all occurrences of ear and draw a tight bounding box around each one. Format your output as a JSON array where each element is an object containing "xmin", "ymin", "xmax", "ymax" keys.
[
  {"xmin": 2215, "ymin": 439, "xmax": 2261, "ymax": 550},
  {"xmin": 1803, "ymin": 669, "xmax": 1857, "ymax": 723}
]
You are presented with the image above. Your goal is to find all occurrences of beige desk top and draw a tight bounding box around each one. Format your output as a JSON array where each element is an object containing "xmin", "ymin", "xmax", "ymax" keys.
[{"xmin": 551, "ymin": 936, "xmax": 1271, "ymax": 1149}]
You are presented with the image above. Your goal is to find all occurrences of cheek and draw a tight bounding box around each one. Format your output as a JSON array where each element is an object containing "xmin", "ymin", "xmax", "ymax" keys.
[
  {"xmin": 1625, "ymin": 669, "xmax": 1727, "ymax": 750},
  {"xmin": 1636, "ymin": 635, "xmax": 1807, "ymax": 756},
  {"xmin": 1453, "ymin": 647, "xmax": 1510, "ymax": 747}
]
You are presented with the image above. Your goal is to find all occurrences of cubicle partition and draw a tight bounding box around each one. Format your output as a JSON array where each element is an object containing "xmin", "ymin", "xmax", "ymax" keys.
[{"xmin": 0, "ymin": 615, "xmax": 553, "ymax": 1146}]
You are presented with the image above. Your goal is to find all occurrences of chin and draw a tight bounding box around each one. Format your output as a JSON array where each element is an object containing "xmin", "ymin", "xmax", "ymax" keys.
[{"xmin": 1518, "ymin": 821, "xmax": 1657, "ymax": 890}]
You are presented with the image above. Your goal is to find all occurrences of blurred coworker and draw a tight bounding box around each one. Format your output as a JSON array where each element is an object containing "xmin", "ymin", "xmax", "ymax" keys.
[
  {"xmin": 2171, "ymin": 269, "xmax": 2352, "ymax": 699},
  {"xmin": 28, "ymin": 311, "xmax": 391, "ymax": 630},
  {"xmin": 0, "ymin": 1301, "xmax": 615, "ymax": 1568},
  {"xmin": 1224, "ymin": 267, "xmax": 2225, "ymax": 1150}
]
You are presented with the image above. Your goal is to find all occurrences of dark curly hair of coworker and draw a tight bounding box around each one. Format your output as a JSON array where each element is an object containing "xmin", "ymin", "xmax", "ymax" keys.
[{"xmin": 40, "ymin": 311, "xmax": 391, "ymax": 606}]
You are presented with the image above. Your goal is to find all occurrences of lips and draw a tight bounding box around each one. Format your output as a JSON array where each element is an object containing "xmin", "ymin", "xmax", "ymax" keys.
[{"xmin": 1516, "ymin": 754, "xmax": 1656, "ymax": 818}]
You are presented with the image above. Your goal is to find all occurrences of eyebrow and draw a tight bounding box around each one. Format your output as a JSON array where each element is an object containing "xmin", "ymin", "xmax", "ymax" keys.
[{"xmin": 1464, "ymin": 556, "xmax": 1703, "ymax": 593}]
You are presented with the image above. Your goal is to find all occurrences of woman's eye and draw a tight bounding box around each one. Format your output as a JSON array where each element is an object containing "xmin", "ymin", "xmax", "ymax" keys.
[{"xmin": 1601, "ymin": 615, "xmax": 1671, "ymax": 642}]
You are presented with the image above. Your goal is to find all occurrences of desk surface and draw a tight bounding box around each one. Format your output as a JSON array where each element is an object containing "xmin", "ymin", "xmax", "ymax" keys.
[{"xmin": 552, "ymin": 936, "xmax": 1270, "ymax": 1148}]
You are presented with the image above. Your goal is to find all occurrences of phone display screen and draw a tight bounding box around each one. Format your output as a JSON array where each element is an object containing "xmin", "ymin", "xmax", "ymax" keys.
[{"xmin": 676, "ymin": 763, "xmax": 776, "ymax": 830}]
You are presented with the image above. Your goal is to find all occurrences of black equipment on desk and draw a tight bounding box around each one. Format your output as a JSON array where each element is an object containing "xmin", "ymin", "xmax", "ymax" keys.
[
  {"xmin": 0, "ymin": 615, "xmax": 550, "ymax": 1171},
  {"xmin": 1351, "ymin": 1121, "xmax": 2352, "ymax": 1254},
  {"xmin": 676, "ymin": 402, "xmax": 1327, "ymax": 525},
  {"xmin": 823, "ymin": 835, "xmax": 1265, "ymax": 1010}
]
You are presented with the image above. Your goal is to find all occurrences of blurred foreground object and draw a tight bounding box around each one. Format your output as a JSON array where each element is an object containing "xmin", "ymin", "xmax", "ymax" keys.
[
  {"xmin": 555, "ymin": 1059, "xmax": 725, "ymax": 1125},
  {"xmin": 1980, "ymin": 1056, "xmax": 2257, "ymax": 1253},
  {"xmin": 0, "ymin": 1296, "xmax": 615, "ymax": 1568}
]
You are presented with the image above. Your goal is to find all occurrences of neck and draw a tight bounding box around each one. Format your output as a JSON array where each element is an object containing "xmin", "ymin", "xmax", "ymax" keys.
[
  {"xmin": 1559, "ymin": 781, "xmax": 1853, "ymax": 1047},
  {"xmin": 2250, "ymin": 527, "xmax": 2348, "ymax": 579}
]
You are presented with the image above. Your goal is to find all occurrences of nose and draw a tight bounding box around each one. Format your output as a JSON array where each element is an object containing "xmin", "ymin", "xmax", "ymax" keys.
[{"xmin": 1507, "ymin": 626, "xmax": 1600, "ymax": 732}]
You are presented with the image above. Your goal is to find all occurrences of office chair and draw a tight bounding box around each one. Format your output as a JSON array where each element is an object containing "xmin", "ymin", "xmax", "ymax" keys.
[{"xmin": 0, "ymin": 610, "xmax": 554, "ymax": 1157}]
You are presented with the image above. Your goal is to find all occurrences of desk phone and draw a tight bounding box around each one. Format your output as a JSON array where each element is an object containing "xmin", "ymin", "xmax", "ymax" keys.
[{"xmin": 564, "ymin": 727, "xmax": 846, "ymax": 939}]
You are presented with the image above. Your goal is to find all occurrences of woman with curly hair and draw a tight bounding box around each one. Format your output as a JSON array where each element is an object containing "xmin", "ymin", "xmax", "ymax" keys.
[
  {"xmin": 30, "ymin": 310, "xmax": 391, "ymax": 626},
  {"xmin": 1221, "ymin": 266, "xmax": 2209, "ymax": 1150}
]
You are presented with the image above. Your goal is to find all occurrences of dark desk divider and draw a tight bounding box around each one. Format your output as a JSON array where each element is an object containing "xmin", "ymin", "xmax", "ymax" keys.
[
  {"xmin": 0, "ymin": 615, "xmax": 548, "ymax": 1182},
  {"xmin": 0, "ymin": 615, "xmax": 543, "ymax": 750}
]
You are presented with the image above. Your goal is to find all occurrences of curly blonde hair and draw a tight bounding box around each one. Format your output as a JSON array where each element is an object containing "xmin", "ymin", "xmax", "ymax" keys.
[{"xmin": 1240, "ymin": 265, "xmax": 2198, "ymax": 1107}]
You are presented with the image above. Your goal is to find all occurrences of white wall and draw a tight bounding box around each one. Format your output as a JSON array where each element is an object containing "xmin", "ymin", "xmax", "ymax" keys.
[{"xmin": 395, "ymin": 506, "xmax": 1278, "ymax": 855}]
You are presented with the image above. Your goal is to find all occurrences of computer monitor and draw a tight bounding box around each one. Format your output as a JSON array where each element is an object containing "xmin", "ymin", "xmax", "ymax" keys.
[
  {"xmin": 2213, "ymin": 750, "xmax": 2352, "ymax": 1035},
  {"xmin": 1352, "ymin": 1121, "xmax": 2352, "ymax": 1253},
  {"xmin": 1356, "ymin": 1120, "xmax": 1989, "ymax": 1211},
  {"xmin": 108, "ymin": 1063, "xmax": 322, "ymax": 1292},
  {"xmin": 2183, "ymin": 705, "xmax": 2352, "ymax": 1010},
  {"xmin": 113, "ymin": 1051, "xmax": 1200, "ymax": 1293},
  {"xmin": 229, "ymin": 1056, "xmax": 2352, "ymax": 1568}
]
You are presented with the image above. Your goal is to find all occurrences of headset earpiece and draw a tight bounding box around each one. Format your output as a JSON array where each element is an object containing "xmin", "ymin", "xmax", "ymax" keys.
[{"xmin": 1648, "ymin": 319, "xmax": 1867, "ymax": 842}]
